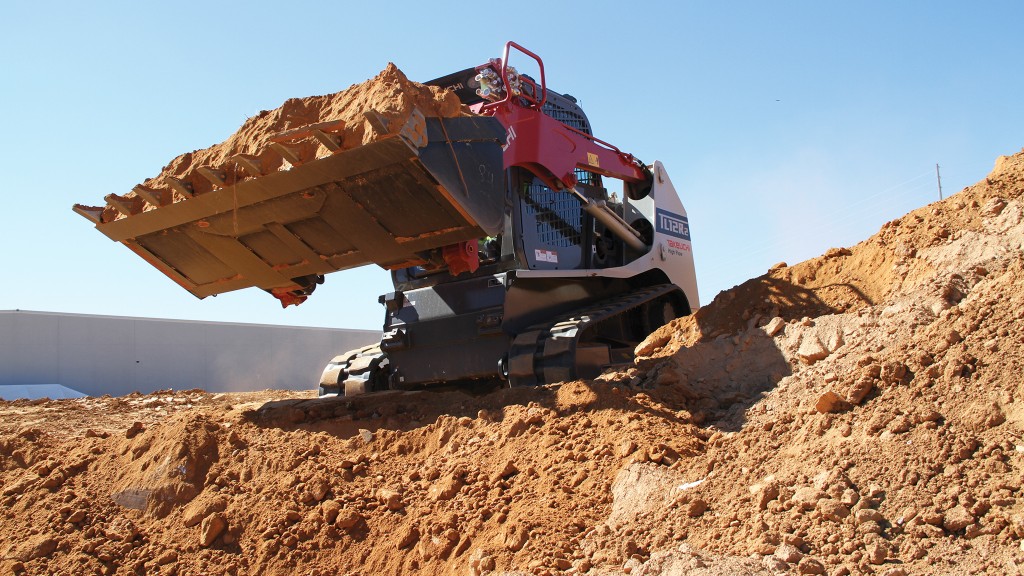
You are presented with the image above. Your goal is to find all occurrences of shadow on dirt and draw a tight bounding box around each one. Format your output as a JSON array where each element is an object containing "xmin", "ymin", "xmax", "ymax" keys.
[
  {"xmin": 640, "ymin": 275, "xmax": 848, "ymax": 432},
  {"xmin": 687, "ymin": 274, "xmax": 857, "ymax": 341}
]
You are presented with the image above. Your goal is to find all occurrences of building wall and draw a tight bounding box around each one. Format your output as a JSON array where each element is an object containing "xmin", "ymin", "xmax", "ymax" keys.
[{"xmin": 0, "ymin": 311, "xmax": 378, "ymax": 397}]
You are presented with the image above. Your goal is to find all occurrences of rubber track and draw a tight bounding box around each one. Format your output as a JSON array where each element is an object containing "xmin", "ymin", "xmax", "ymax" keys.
[
  {"xmin": 320, "ymin": 344, "xmax": 387, "ymax": 397},
  {"xmin": 507, "ymin": 284, "xmax": 680, "ymax": 387}
]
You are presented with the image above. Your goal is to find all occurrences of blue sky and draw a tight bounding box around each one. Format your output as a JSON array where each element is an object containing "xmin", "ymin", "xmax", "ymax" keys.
[{"xmin": 2, "ymin": 1, "xmax": 1021, "ymax": 331}]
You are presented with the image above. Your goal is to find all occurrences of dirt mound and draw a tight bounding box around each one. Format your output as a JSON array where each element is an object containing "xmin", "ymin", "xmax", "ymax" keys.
[
  {"xmin": 642, "ymin": 149, "xmax": 1024, "ymax": 354},
  {"xmin": 6, "ymin": 149, "xmax": 1024, "ymax": 575},
  {"xmin": 99, "ymin": 64, "xmax": 464, "ymax": 221}
]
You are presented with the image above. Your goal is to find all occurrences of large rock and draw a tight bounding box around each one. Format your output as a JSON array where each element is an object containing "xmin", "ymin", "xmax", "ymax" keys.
[
  {"xmin": 815, "ymin": 391, "xmax": 851, "ymax": 414},
  {"xmin": 797, "ymin": 333, "xmax": 830, "ymax": 364},
  {"xmin": 199, "ymin": 513, "xmax": 227, "ymax": 547},
  {"xmin": 943, "ymin": 505, "xmax": 975, "ymax": 532}
]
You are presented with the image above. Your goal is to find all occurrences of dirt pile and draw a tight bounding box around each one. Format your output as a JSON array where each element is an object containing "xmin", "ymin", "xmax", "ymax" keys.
[
  {"xmin": 5, "ymin": 149, "xmax": 1024, "ymax": 575},
  {"xmin": 98, "ymin": 64, "xmax": 464, "ymax": 221}
]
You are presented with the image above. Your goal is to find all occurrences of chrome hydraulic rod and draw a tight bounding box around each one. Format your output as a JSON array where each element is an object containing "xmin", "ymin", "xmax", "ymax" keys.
[{"xmin": 568, "ymin": 188, "xmax": 648, "ymax": 252}]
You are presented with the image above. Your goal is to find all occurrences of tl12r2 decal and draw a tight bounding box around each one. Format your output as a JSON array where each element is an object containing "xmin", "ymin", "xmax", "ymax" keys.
[{"xmin": 656, "ymin": 209, "xmax": 690, "ymax": 241}]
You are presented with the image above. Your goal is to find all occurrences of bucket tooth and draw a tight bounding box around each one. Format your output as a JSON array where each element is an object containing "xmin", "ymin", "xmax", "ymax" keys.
[
  {"xmin": 72, "ymin": 204, "xmax": 105, "ymax": 224},
  {"xmin": 312, "ymin": 129, "xmax": 342, "ymax": 152},
  {"xmin": 269, "ymin": 119, "xmax": 346, "ymax": 143},
  {"xmin": 132, "ymin": 184, "xmax": 166, "ymax": 207},
  {"xmin": 363, "ymin": 110, "xmax": 390, "ymax": 134},
  {"xmin": 105, "ymin": 193, "xmax": 140, "ymax": 217},
  {"xmin": 269, "ymin": 142, "xmax": 305, "ymax": 166},
  {"xmin": 197, "ymin": 167, "xmax": 227, "ymax": 188},
  {"xmin": 399, "ymin": 109, "xmax": 428, "ymax": 149},
  {"xmin": 166, "ymin": 177, "xmax": 194, "ymax": 198},
  {"xmin": 230, "ymin": 154, "xmax": 264, "ymax": 177}
]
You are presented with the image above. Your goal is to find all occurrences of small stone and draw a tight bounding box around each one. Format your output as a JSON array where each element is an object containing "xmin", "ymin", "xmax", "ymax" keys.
[
  {"xmin": 965, "ymin": 401, "xmax": 1006, "ymax": 432},
  {"xmin": 851, "ymin": 506, "xmax": 884, "ymax": 524},
  {"xmin": 775, "ymin": 543, "xmax": 803, "ymax": 563},
  {"xmin": 880, "ymin": 568, "xmax": 907, "ymax": 576},
  {"xmin": 125, "ymin": 421, "xmax": 145, "ymax": 439},
  {"xmin": 824, "ymin": 247, "xmax": 852, "ymax": 258},
  {"xmin": 335, "ymin": 508, "xmax": 363, "ymax": 530},
  {"xmin": 378, "ymin": 488, "xmax": 404, "ymax": 511},
  {"xmin": 40, "ymin": 473, "xmax": 65, "ymax": 490},
  {"xmin": 817, "ymin": 499, "xmax": 851, "ymax": 521},
  {"xmin": 33, "ymin": 462, "xmax": 54, "ymax": 477},
  {"xmin": 964, "ymin": 523, "xmax": 984, "ymax": 539},
  {"xmin": 500, "ymin": 524, "xmax": 528, "ymax": 552},
  {"xmin": 764, "ymin": 317, "xmax": 786, "ymax": 337},
  {"xmin": 199, "ymin": 513, "xmax": 227, "ymax": 547},
  {"xmin": 67, "ymin": 509, "xmax": 87, "ymax": 523},
  {"xmin": 618, "ymin": 440, "xmax": 638, "ymax": 457},
  {"xmin": 398, "ymin": 525, "xmax": 419, "ymax": 549},
  {"xmin": 791, "ymin": 486, "xmax": 822, "ymax": 510},
  {"xmin": 754, "ymin": 482, "xmax": 781, "ymax": 510},
  {"xmin": 888, "ymin": 415, "xmax": 912, "ymax": 434},
  {"xmin": 686, "ymin": 498, "xmax": 708, "ymax": 518},
  {"xmin": 866, "ymin": 542, "xmax": 887, "ymax": 565},
  {"xmin": 797, "ymin": 334, "xmax": 830, "ymax": 364},
  {"xmin": 839, "ymin": 489, "xmax": 859, "ymax": 507},
  {"xmin": 981, "ymin": 197, "xmax": 1007, "ymax": 216},
  {"xmin": 321, "ymin": 500, "xmax": 341, "ymax": 524},
  {"xmin": 797, "ymin": 557, "xmax": 826, "ymax": 574},
  {"xmin": 815, "ymin": 391, "xmax": 851, "ymax": 414},
  {"xmin": 156, "ymin": 550, "xmax": 178, "ymax": 565},
  {"xmin": 880, "ymin": 361, "xmax": 908, "ymax": 384},
  {"xmin": 358, "ymin": 429, "xmax": 374, "ymax": 443},
  {"xmin": 943, "ymin": 505, "xmax": 974, "ymax": 532},
  {"xmin": 183, "ymin": 495, "xmax": 229, "ymax": 528},
  {"xmin": 429, "ymin": 476, "xmax": 462, "ymax": 501},
  {"xmin": 762, "ymin": 556, "xmax": 789, "ymax": 572},
  {"xmin": 495, "ymin": 461, "xmax": 519, "ymax": 479},
  {"xmin": 307, "ymin": 477, "xmax": 330, "ymax": 502},
  {"xmin": 15, "ymin": 536, "xmax": 57, "ymax": 561},
  {"xmin": 847, "ymin": 377, "xmax": 874, "ymax": 405}
]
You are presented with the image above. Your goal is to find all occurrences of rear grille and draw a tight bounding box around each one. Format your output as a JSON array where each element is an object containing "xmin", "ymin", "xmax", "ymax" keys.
[{"xmin": 523, "ymin": 183, "xmax": 582, "ymax": 248}]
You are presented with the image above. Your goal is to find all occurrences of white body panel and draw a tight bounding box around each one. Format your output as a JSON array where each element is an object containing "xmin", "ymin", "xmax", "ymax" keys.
[{"xmin": 514, "ymin": 161, "xmax": 700, "ymax": 311}]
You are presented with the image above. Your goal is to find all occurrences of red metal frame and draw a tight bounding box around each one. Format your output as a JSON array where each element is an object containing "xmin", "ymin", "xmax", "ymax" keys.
[
  {"xmin": 442, "ymin": 240, "xmax": 480, "ymax": 276},
  {"xmin": 498, "ymin": 41, "xmax": 546, "ymax": 110},
  {"xmin": 476, "ymin": 41, "xmax": 650, "ymax": 192}
]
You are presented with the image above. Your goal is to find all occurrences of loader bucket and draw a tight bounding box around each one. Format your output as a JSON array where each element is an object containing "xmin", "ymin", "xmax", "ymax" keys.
[{"xmin": 75, "ymin": 111, "xmax": 506, "ymax": 301}]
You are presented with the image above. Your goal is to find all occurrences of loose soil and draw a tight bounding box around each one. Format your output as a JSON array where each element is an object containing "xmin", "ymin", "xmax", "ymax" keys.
[
  {"xmin": 93, "ymin": 63, "xmax": 465, "ymax": 222},
  {"xmin": 11, "ymin": 107, "xmax": 1024, "ymax": 572}
]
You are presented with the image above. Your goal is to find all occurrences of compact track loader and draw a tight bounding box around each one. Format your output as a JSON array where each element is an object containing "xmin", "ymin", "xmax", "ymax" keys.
[{"xmin": 75, "ymin": 42, "xmax": 700, "ymax": 395}]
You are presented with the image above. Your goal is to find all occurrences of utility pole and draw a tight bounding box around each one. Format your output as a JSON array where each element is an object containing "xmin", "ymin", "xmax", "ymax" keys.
[{"xmin": 936, "ymin": 163, "xmax": 944, "ymax": 200}]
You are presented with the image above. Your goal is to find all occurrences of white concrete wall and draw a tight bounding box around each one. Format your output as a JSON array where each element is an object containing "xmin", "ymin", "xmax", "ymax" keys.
[{"xmin": 0, "ymin": 310, "xmax": 378, "ymax": 397}]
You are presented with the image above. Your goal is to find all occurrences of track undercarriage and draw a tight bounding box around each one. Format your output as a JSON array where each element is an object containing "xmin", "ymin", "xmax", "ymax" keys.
[{"xmin": 319, "ymin": 283, "xmax": 686, "ymax": 396}]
